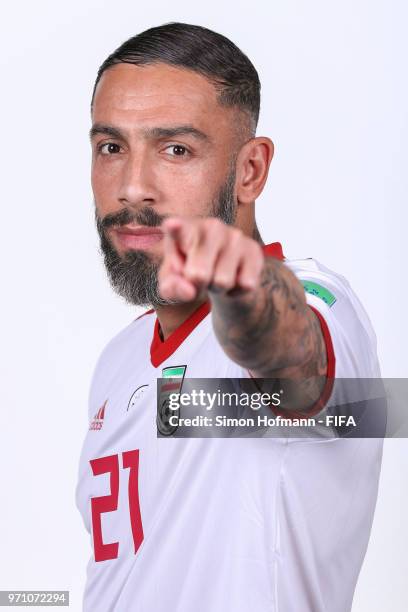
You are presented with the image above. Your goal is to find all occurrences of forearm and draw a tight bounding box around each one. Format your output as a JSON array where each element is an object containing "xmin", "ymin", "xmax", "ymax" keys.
[{"xmin": 210, "ymin": 256, "xmax": 326, "ymax": 378}]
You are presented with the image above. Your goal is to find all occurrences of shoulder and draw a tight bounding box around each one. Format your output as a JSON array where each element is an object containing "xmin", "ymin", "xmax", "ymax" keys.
[
  {"xmin": 284, "ymin": 256, "xmax": 380, "ymax": 377},
  {"xmin": 92, "ymin": 309, "xmax": 155, "ymax": 381},
  {"xmin": 86, "ymin": 309, "xmax": 156, "ymax": 419}
]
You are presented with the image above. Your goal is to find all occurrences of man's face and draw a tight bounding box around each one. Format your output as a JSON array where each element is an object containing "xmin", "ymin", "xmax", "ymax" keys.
[{"xmin": 91, "ymin": 62, "xmax": 241, "ymax": 306}]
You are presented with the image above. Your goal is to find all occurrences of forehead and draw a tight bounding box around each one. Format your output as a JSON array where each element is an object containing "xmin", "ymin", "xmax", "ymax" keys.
[{"xmin": 92, "ymin": 63, "xmax": 234, "ymax": 134}]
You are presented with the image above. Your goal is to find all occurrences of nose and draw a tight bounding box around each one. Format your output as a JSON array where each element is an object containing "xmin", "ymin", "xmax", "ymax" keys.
[{"xmin": 118, "ymin": 150, "xmax": 157, "ymax": 209}]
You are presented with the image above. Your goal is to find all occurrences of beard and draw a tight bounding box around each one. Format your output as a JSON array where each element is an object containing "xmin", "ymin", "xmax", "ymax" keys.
[{"xmin": 95, "ymin": 165, "xmax": 237, "ymax": 308}]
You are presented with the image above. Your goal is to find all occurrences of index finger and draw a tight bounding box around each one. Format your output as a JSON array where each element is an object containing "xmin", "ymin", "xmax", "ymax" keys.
[
  {"xmin": 162, "ymin": 219, "xmax": 186, "ymax": 274},
  {"xmin": 162, "ymin": 217, "xmax": 196, "ymax": 255}
]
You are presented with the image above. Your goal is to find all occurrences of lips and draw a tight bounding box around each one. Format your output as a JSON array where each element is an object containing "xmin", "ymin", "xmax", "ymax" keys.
[
  {"xmin": 112, "ymin": 225, "xmax": 164, "ymax": 250},
  {"xmin": 115, "ymin": 225, "xmax": 163, "ymax": 236}
]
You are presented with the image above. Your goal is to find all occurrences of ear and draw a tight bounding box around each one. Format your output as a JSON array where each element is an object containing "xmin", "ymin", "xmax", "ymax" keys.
[{"xmin": 235, "ymin": 137, "xmax": 274, "ymax": 205}]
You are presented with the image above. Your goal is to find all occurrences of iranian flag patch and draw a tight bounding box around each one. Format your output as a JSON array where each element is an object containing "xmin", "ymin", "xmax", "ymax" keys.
[{"xmin": 162, "ymin": 366, "xmax": 187, "ymax": 379}]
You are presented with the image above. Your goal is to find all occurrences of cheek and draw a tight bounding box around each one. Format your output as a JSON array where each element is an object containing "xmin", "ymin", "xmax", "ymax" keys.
[
  {"xmin": 91, "ymin": 164, "xmax": 119, "ymax": 215},
  {"xmin": 162, "ymin": 166, "xmax": 220, "ymax": 217},
  {"xmin": 92, "ymin": 161, "xmax": 117, "ymax": 192},
  {"xmin": 166, "ymin": 181, "xmax": 212, "ymax": 216}
]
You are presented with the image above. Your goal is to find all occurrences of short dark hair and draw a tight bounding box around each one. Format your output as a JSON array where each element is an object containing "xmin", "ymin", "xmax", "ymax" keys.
[{"xmin": 91, "ymin": 22, "xmax": 261, "ymax": 135}]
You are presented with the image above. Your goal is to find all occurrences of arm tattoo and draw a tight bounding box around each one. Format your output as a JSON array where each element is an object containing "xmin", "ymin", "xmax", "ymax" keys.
[{"xmin": 211, "ymin": 257, "xmax": 328, "ymax": 414}]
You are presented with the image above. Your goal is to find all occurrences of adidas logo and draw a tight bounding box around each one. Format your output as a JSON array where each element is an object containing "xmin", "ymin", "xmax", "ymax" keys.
[{"xmin": 89, "ymin": 400, "xmax": 107, "ymax": 431}]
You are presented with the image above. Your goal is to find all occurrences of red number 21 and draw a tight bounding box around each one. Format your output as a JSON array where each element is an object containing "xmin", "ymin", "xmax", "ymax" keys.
[{"xmin": 90, "ymin": 450, "xmax": 144, "ymax": 562}]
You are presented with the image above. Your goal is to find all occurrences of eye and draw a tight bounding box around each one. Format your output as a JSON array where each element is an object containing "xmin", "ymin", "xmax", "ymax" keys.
[
  {"xmin": 164, "ymin": 144, "xmax": 189, "ymax": 157},
  {"xmin": 98, "ymin": 143, "xmax": 122, "ymax": 155}
]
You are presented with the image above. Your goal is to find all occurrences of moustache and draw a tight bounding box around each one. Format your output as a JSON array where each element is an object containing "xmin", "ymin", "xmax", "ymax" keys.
[{"xmin": 96, "ymin": 206, "xmax": 168, "ymax": 231}]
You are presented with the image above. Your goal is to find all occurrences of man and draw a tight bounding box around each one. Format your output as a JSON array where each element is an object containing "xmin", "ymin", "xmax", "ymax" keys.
[{"xmin": 75, "ymin": 22, "xmax": 383, "ymax": 611}]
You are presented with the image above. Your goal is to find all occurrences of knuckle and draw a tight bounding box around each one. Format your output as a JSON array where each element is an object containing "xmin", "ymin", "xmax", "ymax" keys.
[
  {"xmin": 186, "ymin": 267, "xmax": 209, "ymax": 285},
  {"xmin": 206, "ymin": 217, "xmax": 224, "ymax": 233},
  {"xmin": 213, "ymin": 273, "xmax": 234, "ymax": 290},
  {"xmin": 252, "ymin": 242, "xmax": 264, "ymax": 262},
  {"xmin": 229, "ymin": 227, "xmax": 243, "ymax": 244},
  {"xmin": 245, "ymin": 238, "xmax": 262, "ymax": 261}
]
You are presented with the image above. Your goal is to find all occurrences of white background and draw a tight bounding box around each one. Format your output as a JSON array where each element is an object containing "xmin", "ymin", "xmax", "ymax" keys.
[{"xmin": 0, "ymin": 1, "xmax": 407, "ymax": 610}]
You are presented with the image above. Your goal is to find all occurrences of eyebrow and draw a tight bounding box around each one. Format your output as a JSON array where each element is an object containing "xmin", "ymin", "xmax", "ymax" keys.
[
  {"xmin": 89, "ymin": 123, "xmax": 123, "ymax": 141},
  {"xmin": 89, "ymin": 123, "xmax": 211, "ymax": 143}
]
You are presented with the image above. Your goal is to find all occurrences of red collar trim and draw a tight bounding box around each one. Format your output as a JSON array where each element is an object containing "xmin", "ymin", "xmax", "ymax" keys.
[
  {"xmin": 151, "ymin": 301, "xmax": 211, "ymax": 367},
  {"xmin": 262, "ymin": 242, "xmax": 284, "ymax": 260},
  {"xmin": 150, "ymin": 242, "xmax": 284, "ymax": 368}
]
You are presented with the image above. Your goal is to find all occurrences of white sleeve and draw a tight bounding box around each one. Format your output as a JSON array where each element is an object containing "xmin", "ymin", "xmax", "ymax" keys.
[
  {"xmin": 222, "ymin": 255, "xmax": 383, "ymax": 422},
  {"xmin": 284, "ymin": 257, "xmax": 381, "ymax": 379}
]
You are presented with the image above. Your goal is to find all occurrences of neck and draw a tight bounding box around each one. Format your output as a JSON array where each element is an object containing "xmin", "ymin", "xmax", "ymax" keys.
[{"xmin": 154, "ymin": 298, "xmax": 208, "ymax": 340}]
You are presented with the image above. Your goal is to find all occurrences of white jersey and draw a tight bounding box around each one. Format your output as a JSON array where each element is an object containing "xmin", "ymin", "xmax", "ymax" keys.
[{"xmin": 75, "ymin": 243, "xmax": 383, "ymax": 612}]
